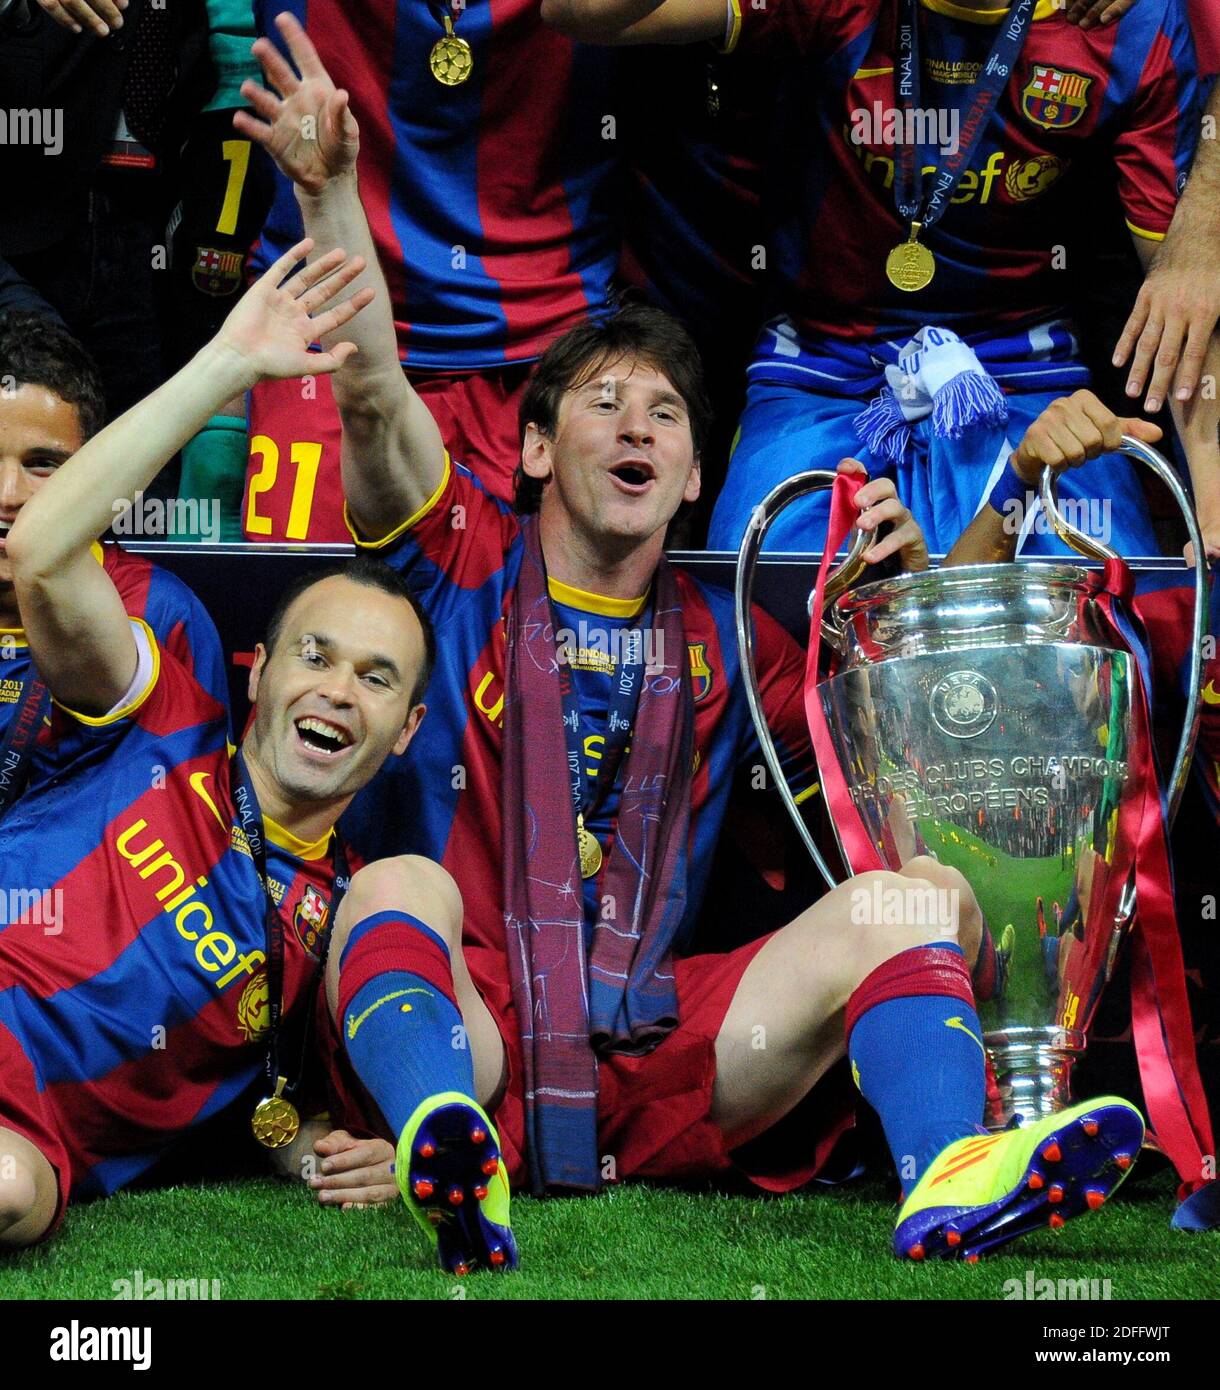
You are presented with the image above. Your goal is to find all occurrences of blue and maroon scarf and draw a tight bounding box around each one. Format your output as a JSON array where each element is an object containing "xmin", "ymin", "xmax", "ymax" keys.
[{"xmin": 502, "ymin": 520, "xmax": 694, "ymax": 1194}]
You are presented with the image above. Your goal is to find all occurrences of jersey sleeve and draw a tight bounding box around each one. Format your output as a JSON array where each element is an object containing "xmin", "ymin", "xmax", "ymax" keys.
[
  {"xmin": 1114, "ymin": 2, "xmax": 1200, "ymax": 241},
  {"xmin": 344, "ymin": 453, "xmax": 521, "ymax": 625},
  {"xmin": 737, "ymin": 601, "xmax": 819, "ymax": 804},
  {"xmin": 136, "ymin": 566, "xmax": 230, "ymax": 717},
  {"xmin": 53, "ymin": 618, "xmax": 228, "ymax": 754}
]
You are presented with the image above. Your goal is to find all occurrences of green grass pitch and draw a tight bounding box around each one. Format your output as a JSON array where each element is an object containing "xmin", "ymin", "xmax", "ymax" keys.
[{"xmin": 4, "ymin": 1167, "xmax": 1217, "ymax": 1301}]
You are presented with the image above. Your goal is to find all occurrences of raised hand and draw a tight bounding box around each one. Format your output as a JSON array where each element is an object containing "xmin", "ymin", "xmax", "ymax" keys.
[
  {"xmin": 234, "ymin": 11, "xmax": 359, "ymax": 195},
  {"xmin": 213, "ymin": 238, "xmax": 373, "ymax": 386}
]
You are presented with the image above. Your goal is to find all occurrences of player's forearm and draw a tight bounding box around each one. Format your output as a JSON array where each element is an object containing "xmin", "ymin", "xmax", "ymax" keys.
[
  {"xmin": 7, "ymin": 343, "xmax": 252, "ymax": 582},
  {"xmin": 295, "ymin": 172, "xmax": 402, "ymax": 401},
  {"xmin": 1181, "ymin": 85, "xmax": 1220, "ymax": 224},
  {"xmin": 1170, "ymin": 331, "xmax": 1220, "ymax": 541},
  {"xmin": 943, "ymin": 503, "xmax": 1017, "ymax": 567},
  {"xmin": 295, "ymin": 173, "xmax": 446, "ymax": 533}
]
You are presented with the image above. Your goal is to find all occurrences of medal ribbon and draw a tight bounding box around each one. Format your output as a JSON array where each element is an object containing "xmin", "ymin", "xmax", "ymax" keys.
[
  {"xmin": 0, "ymin": 673, "xmax": 50, "ymax": 819},
  {"xmin": 554, "ymin": 609, "xmax": 647, "ymax": 835},
  {"xmin": 231, "ymin": 748, "xmax": 349, "ymax": 1106},
  {"xmin": 892, "ymin": 0, "xmax": 1035, "ymax": 235}
]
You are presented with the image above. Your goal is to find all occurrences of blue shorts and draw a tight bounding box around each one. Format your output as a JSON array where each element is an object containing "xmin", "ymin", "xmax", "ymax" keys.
[{"xmin": 707, "ymin": 379, "xmax": 1161, "ymax": 558}]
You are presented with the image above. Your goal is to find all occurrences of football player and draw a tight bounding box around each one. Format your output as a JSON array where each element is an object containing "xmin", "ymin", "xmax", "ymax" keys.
[
  {"xmin": 0, "ymin": 239, "xmax": 445, "ymax": 1249},
  {"xmin": 214, "ymin": 4, "xmax": 622, "ymax": 545}
]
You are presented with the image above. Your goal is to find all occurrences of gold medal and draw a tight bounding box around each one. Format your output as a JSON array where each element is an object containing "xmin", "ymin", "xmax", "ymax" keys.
[
  {"xmin": 252, "ymin": 1079, "xmax": 300, "ymax": 1149},
  {"xmin": 430, "ymin": 16, "xmax": 473, "ymax": 85},
  {"xmin": 886, "ymin": 221, "xmax": 935, "ymax": 293},
  {"xmin": 577, "ymin": 814, "xmax": 603, "ymax": 880}
]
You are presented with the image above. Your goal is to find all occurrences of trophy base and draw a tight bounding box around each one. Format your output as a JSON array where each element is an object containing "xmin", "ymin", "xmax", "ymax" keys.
[{"xmin": 983, "ymin": 1026, "xmax": 1086, "ymax": 1130}]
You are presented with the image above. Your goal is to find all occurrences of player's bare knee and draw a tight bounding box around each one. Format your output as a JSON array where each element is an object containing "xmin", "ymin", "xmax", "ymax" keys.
[
  {"xmin": 898, "ymin": 858, "xmax": 981, "ymax": 964},
  {"xmin": 846, "ymin": 869, "xmax": 962, "ymax": 984},
  {"xmin": 0, "ymin": 1159, "xmax": 41, "ymax": 1247},
  {"xmin": 334, "ymin": 855, "xmax": 463, "ymax": 958}
]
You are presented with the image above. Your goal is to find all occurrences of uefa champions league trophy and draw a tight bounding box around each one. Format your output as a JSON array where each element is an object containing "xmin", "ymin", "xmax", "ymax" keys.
[{"xmin": 735, "ymin": 439, "xmax": 1206, "ymax": 1129}]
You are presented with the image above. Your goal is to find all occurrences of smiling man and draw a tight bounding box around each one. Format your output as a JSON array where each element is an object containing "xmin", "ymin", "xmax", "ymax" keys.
[
  {"xmin": 238, "ymin": 21, "xmax": 1148, "ymax": 1277},
  {"xmin": 0, "ymin": 239, "xmax": 458, "ymax": 1248}
]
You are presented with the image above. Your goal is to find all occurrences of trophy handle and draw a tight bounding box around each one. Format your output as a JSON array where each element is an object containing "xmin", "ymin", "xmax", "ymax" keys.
[
  {"xmin": 1037, "ymin": 434, "xmax": 1207, "ymax": 826},
  {"xmin": 734, "ymin": 470, "xmax": 868, "ymax": 891}
]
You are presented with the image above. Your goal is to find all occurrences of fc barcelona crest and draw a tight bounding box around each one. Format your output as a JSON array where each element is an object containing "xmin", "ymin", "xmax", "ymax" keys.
[
  {"xmin": 1021, "ymin": 66, "xmax": 1092, "ymax": 130},
  {"xmin": 192, "ymin": 246, "xmax": 244, "ymax": 297},
  {"xmin": 688, "ymin": 642, "xmax": 713, "ymax": 703},
  {"xmin": 293, "ymin": 885, "xmax": 331, "ymax": 957}
]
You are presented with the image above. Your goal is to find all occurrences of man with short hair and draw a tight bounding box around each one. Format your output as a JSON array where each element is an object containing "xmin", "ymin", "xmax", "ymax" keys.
[
  {"xmin": 0, "ymin": 310, "xmax": 228, "ymax": 813},
  {"xmin": 0, "ymin": 239, "xmax": 456, "ymax": 1249},
  {"xmin": 245, "ymin": 22, "xmax": 1147, "ymax": 1276}
]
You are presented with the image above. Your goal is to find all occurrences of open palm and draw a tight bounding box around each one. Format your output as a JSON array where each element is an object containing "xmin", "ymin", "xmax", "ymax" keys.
[
  {"xmin": 234, "ymin": 12, "xmax": 359, "ymax": 194},
  {"xmin": 215, "ymin": 239, "xmax": 373, "ymax": 383}
]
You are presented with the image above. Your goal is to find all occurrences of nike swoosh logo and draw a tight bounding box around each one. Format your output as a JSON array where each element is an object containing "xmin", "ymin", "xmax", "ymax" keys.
[
  {"xmin": 1203, "ymin": 681, "xmax": 1220, "ymax": 706},
  {"xmin": 945, "ymin": 1015, "xmax": 986, "ymax": 1055},
  {"xmin": 189, "ymin": 771, "xmax": 226, "ymax": 829}
]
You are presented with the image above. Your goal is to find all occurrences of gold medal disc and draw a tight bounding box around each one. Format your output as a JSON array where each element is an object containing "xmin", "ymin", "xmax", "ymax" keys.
[
  {"xmin": 885, "ymin": 237, "xmax": 936, "ymax": 293},
  {"xmin": 252, "ymin": 1094, "xmax": 300, "ymax": 1149},
  {"xmin": 577, "ymin": 816, "xmax": 603, "ymax": 880},
  {"xmin": 430, "ymin": 31, "xmax": 473, "ymax": 85}
]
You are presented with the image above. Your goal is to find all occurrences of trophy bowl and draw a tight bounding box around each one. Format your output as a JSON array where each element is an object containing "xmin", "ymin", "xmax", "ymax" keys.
[{"xmin": 735, "ymin": 439, "xmax": 1206, "ymax": 1129}]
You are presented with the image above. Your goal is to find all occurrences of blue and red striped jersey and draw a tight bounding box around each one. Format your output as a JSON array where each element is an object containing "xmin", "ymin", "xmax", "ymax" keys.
[
  {"xmin": 735, "ymin": 0, "xmax": 1199, "ymax": 344},
  {"xmin": 0, "ymin": 644, "xmax": 341, "ymax": 1200},
  {"xmin": 250, "ymin": 0, "xmax": 619, "ymax": 371},
  {"xmin": 0, "ymin": 543, "xmax": 227, "ymax": 796},
  {"xmin": 339, "ymin": 458, "xmax": 818, "ymax": 1013}
]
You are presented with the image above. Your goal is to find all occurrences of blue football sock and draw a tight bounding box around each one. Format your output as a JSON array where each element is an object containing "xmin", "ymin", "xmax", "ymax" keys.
[
  {"xmin": 337, "ymin": 910, "xmax": 475, "ymax": 1139},
  {"xmin": 847, "ymin": 941, "xmax": 986, "ymax": 1187}
]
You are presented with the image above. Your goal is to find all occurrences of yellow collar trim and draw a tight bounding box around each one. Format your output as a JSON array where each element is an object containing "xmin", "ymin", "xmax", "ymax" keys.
[
  {"xmin": 547, "ymin": 576, "xmax": 648, "ymax": 619},
  {"xmin": 921, "ymin": 0, "xmax": 1058, "ymax": 22},
  {"xmin": 264, "ymin": 816, "xmax": 334, "ymax": 862}
]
